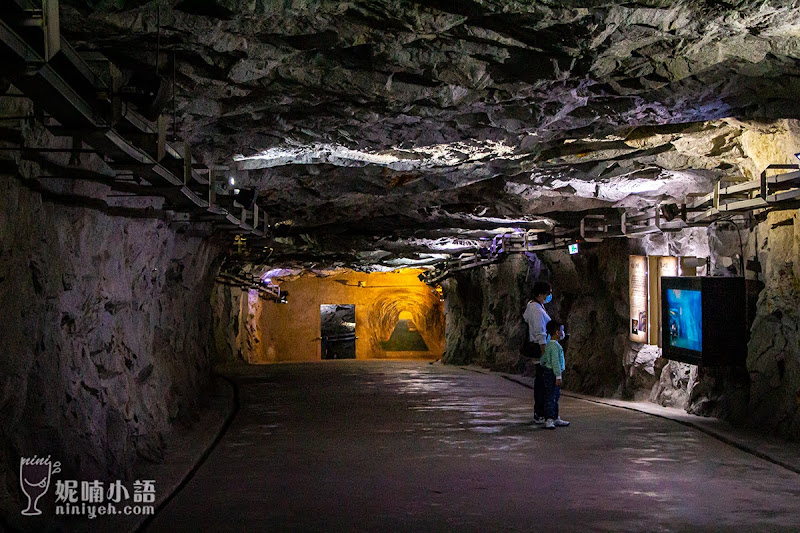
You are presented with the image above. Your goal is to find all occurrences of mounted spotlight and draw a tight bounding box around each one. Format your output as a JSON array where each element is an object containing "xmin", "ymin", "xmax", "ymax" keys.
[
  {"xmin": 746, "ymin": 257, "xmax": 762, "ymax": 273},
  {"xmin": 660, "ymin": 203, "xmax": 681, "ymax": 222},
  {"xmin": 234, "ymin": 188, "xmax": 258, "ymax": 210}
]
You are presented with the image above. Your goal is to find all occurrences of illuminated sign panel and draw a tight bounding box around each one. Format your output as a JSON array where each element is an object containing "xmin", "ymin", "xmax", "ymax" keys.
[{"xmin": 629, "ymin": 256, "xmax": 648, "ymax": 343}]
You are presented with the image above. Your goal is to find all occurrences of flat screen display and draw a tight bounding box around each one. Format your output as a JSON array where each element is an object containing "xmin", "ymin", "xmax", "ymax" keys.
[{"xmin": 665, "ymin": 288, "xmax": 702, "ymax": 353}]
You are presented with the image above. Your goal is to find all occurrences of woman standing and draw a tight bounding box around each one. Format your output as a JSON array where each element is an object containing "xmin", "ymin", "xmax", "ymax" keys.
[{"xmin": 522, "ymin": 281, "xmax": 553, "ymax": 424}]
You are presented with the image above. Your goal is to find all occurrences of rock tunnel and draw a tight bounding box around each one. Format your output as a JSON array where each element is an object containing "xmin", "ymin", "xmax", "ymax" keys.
[{"xmin": 2, "ymin": 0, "xmax": 800, "ymax": 530}]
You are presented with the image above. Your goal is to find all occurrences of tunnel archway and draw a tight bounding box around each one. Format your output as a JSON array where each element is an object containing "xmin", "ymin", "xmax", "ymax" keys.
[
  {"xmin": 367, "ymin": 289, "xmax": 444, "ymax": 358},
  {"xmin": 381, "ymin": 310, "xmax": 429, "ymax": 351}
]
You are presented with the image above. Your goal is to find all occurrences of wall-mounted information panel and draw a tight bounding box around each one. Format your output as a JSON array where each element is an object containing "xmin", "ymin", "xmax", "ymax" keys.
[
  {"xmin": 629, "ymin": 255, "xmax": 699, "ymax": 346},
  {"xmin": 629, "ymin": 256, "xmax": 648, "ymax": 343}
]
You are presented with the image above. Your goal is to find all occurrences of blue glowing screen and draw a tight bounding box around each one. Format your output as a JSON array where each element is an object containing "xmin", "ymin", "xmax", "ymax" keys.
[{"xmin": 666, "ymin": 289, "xmax": 702, "ymax": 353}]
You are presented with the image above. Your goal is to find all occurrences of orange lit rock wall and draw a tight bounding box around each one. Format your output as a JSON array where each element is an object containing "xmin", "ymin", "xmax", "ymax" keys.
[{"xmin": 255, "ymin": 270, "xmax": 445, "ymax": 363}]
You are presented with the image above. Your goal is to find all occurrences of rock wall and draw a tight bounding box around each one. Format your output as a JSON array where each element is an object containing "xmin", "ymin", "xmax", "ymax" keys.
[
  {"xmin": 442, "ymin": 240, "xmax": 631, "ymax": 397},
  {"xmin": 645, "ymin": 210, "xmax": 800, "ymax": 437},
  {"xmin": 738, "ymin": 121, "xmax": 800, "ymax": 437},
  {"xmin": 548, "ymin": 240, "xmax": 632, "ymax": 398},
  {"xmin": 0, "ymin": 167, "xmax": 222, "ymax": 520},
  {"xmin": 442, "ymin": 254, "xmax": 530, "ymax": 371},
  {"xmin": 643, "ymin": 121, "xmax": 800, "ymax": 437},
  {"xmin": 443, "ymin": 206, "xmax": 800, "ymax": 439},
  {"xmin": 211, "ymin": 283, "xmax": 263, "ymax": 365},
  {"xmin": 747, "ymin": 209, "xmax": 800, "ymax": 438}
]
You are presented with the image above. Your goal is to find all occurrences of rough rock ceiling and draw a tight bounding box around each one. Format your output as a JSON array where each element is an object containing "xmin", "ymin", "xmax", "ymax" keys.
[{"xmin": 60, "ymin": 0, "xmax": 800, "ymax": 267}]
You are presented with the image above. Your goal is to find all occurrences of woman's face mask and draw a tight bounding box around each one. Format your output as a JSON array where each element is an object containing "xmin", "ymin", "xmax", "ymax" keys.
[{"xmin": 544, "ymin": 294, "xmax": 552, "ymax": 304}]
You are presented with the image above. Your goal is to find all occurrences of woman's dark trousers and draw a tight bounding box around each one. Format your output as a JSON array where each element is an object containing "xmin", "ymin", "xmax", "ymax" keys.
[
  {"xmin": 534, "ymin": 363, "xmax": 546, "ymax": 419},
  {"xmin": 542, "ymin": 367, "xmax": 560, "ymax": 420}
]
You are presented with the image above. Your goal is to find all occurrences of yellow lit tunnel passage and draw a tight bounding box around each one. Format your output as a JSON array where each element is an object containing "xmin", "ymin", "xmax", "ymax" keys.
[{"xmin": 252, "ymin": 270, "xmax": 445, "ymax": 362}]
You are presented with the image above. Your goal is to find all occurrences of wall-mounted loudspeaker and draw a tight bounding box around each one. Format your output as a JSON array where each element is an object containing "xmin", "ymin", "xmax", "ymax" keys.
[{"xmin": 122, "ymin": 71, "xmax": 172, "ymax": 121}]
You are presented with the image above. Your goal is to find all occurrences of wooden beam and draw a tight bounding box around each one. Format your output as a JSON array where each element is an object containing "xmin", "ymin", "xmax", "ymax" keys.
[
  {"xmin": 722, "ymin": 180, "xmax": 760, "ymax": 196},
  {"xmin": 767, "ymin": 188, "xmax": 800, "ymax": 203},
  {"xmin": 720, "ymin": 197, "xmax": 768, "ymax": 212}
]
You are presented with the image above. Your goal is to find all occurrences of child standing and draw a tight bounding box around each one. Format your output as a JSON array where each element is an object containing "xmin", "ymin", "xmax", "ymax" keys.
[{"xmin": 541, "ymin": 320, "xmax": 570, "ymax": 430}]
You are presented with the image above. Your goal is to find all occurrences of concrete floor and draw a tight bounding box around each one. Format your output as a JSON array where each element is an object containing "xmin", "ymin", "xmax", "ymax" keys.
[{"xmin": 146, "ymin": 361, "xmax": 800, "ymax": 532}]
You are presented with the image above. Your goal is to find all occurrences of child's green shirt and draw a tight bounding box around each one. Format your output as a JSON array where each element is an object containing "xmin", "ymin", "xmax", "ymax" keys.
[{"xmin": 541, "ymin": 339, "xmax": 565, "ymax": 379}]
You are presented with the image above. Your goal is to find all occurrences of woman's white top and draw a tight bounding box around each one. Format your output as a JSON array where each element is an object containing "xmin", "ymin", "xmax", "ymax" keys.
[{"xmin": 523, "ymin": 301, "xmax": 550, "ymax": 345}]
